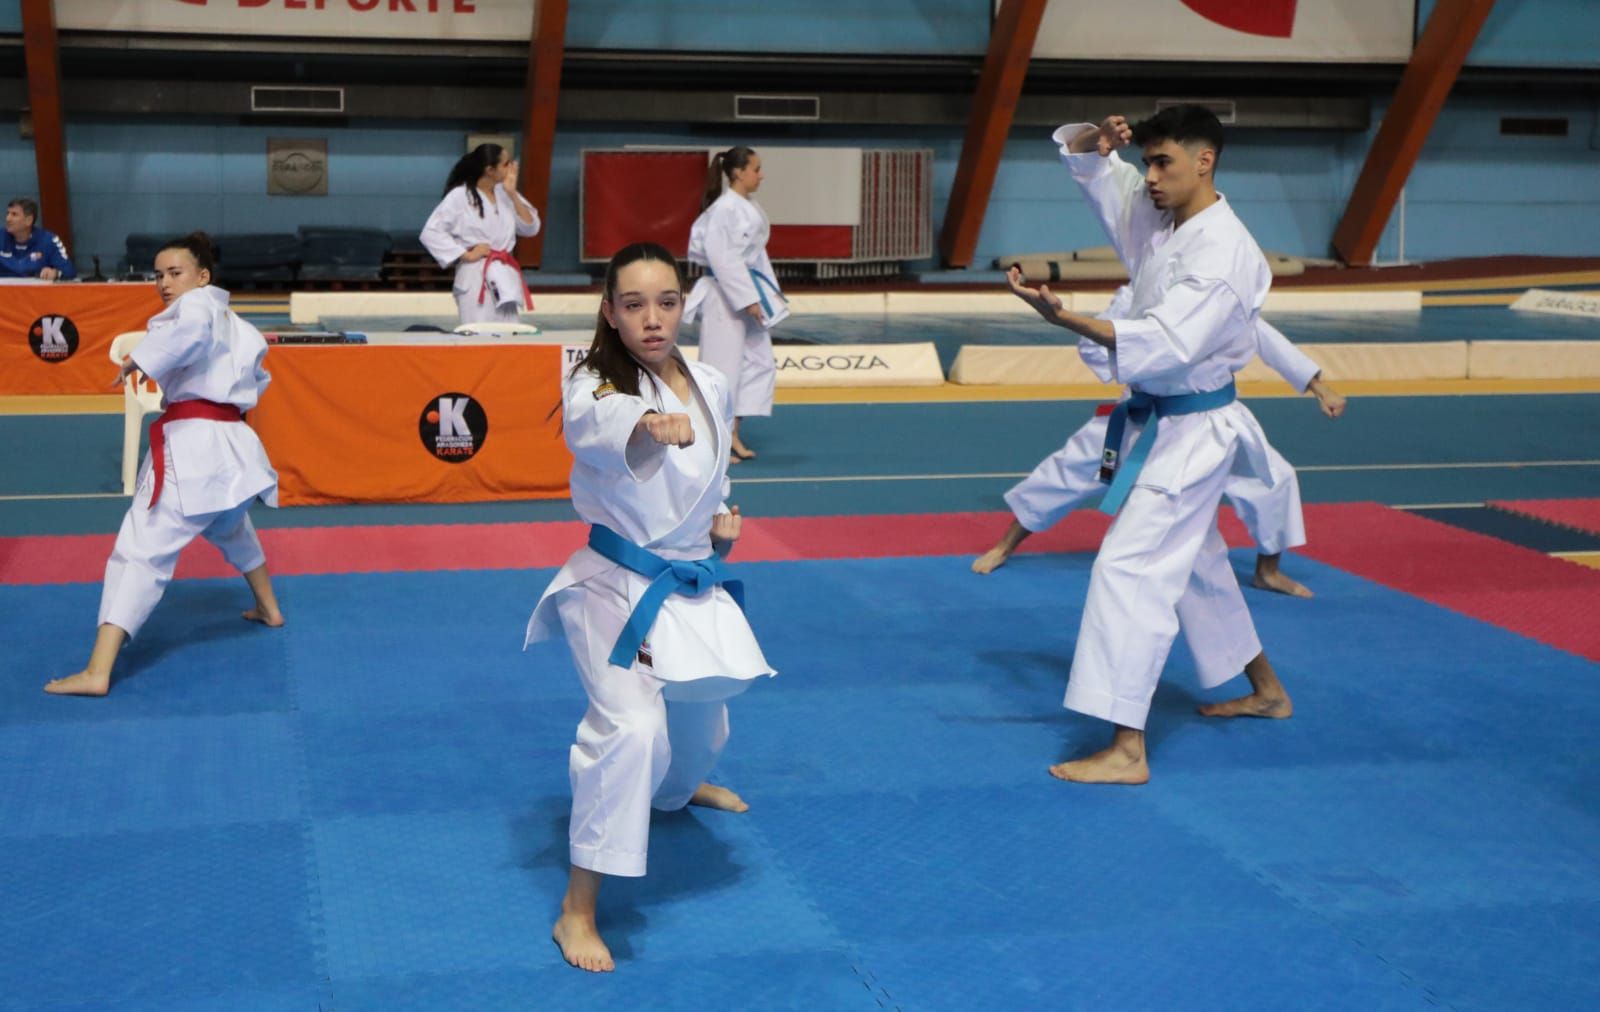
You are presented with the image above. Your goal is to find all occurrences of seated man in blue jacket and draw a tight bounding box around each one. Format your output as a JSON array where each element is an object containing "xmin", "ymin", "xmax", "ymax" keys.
[{"xmin": 2, "ymin": 197, "xmax": 76, "ymax": 280}]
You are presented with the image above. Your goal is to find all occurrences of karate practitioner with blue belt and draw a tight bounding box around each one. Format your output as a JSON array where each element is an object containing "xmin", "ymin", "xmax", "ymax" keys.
[
  {"xmin": 1008, "ymin": 106, "xmax": 1294, "ymax": 786},
  {"xmin": 683, "ymin": 146, "xmax": 786, "ymax": 463},
  {"xmin": 525, "ymin": 242, "xmax": 774, "ymax": 972}
]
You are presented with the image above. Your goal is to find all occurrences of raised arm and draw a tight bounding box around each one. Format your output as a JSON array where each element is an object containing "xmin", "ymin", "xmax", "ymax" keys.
[{"xmin": 1053, "ymin": 116, "xmax": 1166, "ymax": 274}]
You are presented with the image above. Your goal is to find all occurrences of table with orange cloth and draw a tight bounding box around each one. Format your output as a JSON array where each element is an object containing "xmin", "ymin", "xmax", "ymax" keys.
[
  {"xmin": 246, "ymin": 341, "xmax": 572, "ymax": 506},
  {"xmin": 0, "ymin": 281, "xmax": 165, "ymax": 395}
]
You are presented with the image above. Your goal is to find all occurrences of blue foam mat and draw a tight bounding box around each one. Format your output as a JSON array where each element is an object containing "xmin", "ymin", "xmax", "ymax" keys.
[{"xmin": 3, "ymin": 552, "xmax": 1598, "ymax": 1008}]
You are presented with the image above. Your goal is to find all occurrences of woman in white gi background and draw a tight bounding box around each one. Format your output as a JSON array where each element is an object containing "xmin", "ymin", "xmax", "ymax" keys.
[
  {"xmin": 684, "ymin": 146, "xmax": 785, "ymax": 463},
  {"xmin": 526, "ymin": 242, "xmax": 775, "ymax": 972},
  {"xmin": 420, "ymin": 142, "xmax": 542, "ymax": 325},
  {"xmin": 45, "ymin": 233, "xmax": 284, "ymax": 697}
]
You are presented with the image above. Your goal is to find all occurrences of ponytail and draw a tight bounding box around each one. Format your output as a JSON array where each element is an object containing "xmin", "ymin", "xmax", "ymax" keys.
[{"xmin": 442, "ymin": 143, "xmax": 504, "ymax": 218}]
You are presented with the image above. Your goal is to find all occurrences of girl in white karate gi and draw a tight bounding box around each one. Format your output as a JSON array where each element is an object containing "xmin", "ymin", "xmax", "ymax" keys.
[
  {"xmin": 526, "ymin": 242, "xmax": 775, "ymax": 973},
  {"xmin": 45, "ymin": 233, "xmax": 284, "ymax": 697},
  {"xmin": 420, "ymin": 142, "xmax": 542, "ymax": 325},
  {"xmin": 684, "ymin": 146, "xmax": 784, "ymax": 463},
  {"xmin": 975, "ymin": 296, "xmax": 1347, "ymax": 599}
]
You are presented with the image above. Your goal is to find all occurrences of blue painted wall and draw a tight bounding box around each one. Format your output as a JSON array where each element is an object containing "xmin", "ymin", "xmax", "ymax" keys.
[
  {"xmin": 0, "ymin": 0, "xmax": 18, "ymax": 34},
  {"xmin": 566, "ymin": 0, "xmax": 987, "ymax": 55},
  {"xmin": 1418, "ymin": 0, "xmax": 1600, "ymax": 68},
  {"xmin": 3, "ymin": 93, "xmax": 1596, "ymax": 275}
]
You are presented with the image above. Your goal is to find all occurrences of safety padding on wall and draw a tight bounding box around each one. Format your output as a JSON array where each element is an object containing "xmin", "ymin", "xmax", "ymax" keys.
[
  {"xmin": 784, "ymin": 293, "xmax": 890, "ymax": 315},
  {"xmin": 1469, "ymin": 341, "xmax": 1600, "ymax": 379},
  {"xmin": 290, "ymin": 291, "xmax": 598, "ymax": 325},
  {"xmin": 1070, "ymin": 290, "xmax": 1424, "ymax": 314},
  {"xmin": 1001, "ymin": 253, "xmax": 1305, "ymax": 282},
  {"xmin": 885, "ymin": 292, "xmax": 1039, "ymax": 316},
  {"xmin": 1303, "ymin": 341, "xmax": 1470, "ymax": 381},
  {"xmin": 952, "ymin": 341, "xmax": 1473, "ymax": 385},
  {"xmin": 774, "ymin": 342, "xmax": 944, "ymax": 387},
  {"xmin": 949, "ymin": 346, "xmax": 1106, "ymax": 385}
]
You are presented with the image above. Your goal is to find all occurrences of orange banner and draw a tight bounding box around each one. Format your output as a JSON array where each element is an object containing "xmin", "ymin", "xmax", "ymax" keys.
[
  {"xmin": 248, "ymin": 344, "xmax": 572, "ymax": 506},
  {"xmin": 0, "ymin": 283, "xmax": 165, "ymax": 395}
]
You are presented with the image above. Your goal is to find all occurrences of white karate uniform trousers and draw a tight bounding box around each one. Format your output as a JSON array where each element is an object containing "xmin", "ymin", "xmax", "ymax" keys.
[
  {"xmin": 452, "ymin": 260, "xmax": 521, "ymax": 325},
  {"xmin": 556, "ymin": 584, "xmax": 734, "ymax": 878},
  {"xmin": 697, "ymin": 293, "xmax": 775, "ymax": 418},
  {"xmin": 1006, "ymin": 413, "xmax": 1306, "ymax": 555},
  {"xmin": 99, "ymin": 452, "xmax": 267, "ymax": 638},
  {"xmin": 1063, "ymin": 438, "xmax": 1263, "ymax": 731}
]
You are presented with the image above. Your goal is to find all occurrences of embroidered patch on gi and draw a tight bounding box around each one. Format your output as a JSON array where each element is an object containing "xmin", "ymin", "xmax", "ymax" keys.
[
  {"xmin": 636, "ymin": 642, "xmax": 653, "ymax": 669},
  {"xmin": 593, "ymin": 383, "xmax": 617, "ymax": 400}
]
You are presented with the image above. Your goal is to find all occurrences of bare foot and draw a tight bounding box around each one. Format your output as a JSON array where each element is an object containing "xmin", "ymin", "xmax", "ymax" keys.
[
  {"xmin": 731, "ymin": 443, "xmax": 756, "ymax": 461},
  {"xmin": 973, "ymin": 520, "xmax": 1031, "ymax": 575},
  {"xmin": 242, "ymin": 607, "xmax": 285, "ymax": 627},
  {"xmin": 1252, "ymin": 569, "xmax": 1313, "ymax": 598},
  {"xmin": 44, "ymin": 670, "xmax": 111, "ymax": 697},
  {"xmin": 552, "ymin": 913, "xmax": 614, "ymax": 973},
  {"xmin": 1048, "ymin": 747, "xmax": 1150, "ymax": 785},
  {"xmin": 1252, "ymin": 555, "xmax": 1313, "ymax": 598},
  {"xmin": 689, "ymin": 782, "xmax": 749, "ymax": 812},
  {"xmin": 971, "ymin": 545, "xmax": 1013, "ymax": 575},
  {"xmin": 1198, "ymin": 690, "xmax": 1293, "ymax": 719}
]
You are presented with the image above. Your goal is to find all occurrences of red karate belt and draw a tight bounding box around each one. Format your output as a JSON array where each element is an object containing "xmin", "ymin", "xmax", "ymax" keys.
[
  {"xmin": 148, "ymin": 399, "xmax": 244, "ymax": 509},
  {"xmin": 477, "ymin": 249, "xmax": 535, "ymax": 311}
]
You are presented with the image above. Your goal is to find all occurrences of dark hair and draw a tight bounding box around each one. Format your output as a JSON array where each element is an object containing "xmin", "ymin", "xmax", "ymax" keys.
[
  {"xmin": 572, "ymin": 242, "xmax": 686, "ymax": 398},
  {"xmin": 702, "ymin": 146, "xmax": 757, "ymax": 209},
  {"xmin": 443, "ymin": 143, "xmax": 506, "ymax": 217},
  {"xmin": 158, "ymin": 231, "xmax": 217, "ymax": 274},
  {"xmin": 1131, "ymin": 105, "xmax": 1225, "ymax": 169},
  {"xmin": 7, "ymin": 197, "xmax": 38, "ymax": 222}
]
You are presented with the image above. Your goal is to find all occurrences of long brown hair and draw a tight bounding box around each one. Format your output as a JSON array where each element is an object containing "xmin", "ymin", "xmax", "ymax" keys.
[
  {"xmin": 570, "ymin": 242, "xmax": 687, "ymax": 398},
  {"xmin": 702, "ymin": 146, "xmax": 756, "ymax": 209},
  {"xmin": 443, "ymin": 143, "xmax": 504, "ymax": 217}
]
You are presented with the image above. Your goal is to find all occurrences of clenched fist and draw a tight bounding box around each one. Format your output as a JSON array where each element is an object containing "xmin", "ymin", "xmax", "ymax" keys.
[
  {"xmin": 638, "ymin": 411, "xmax": 695, "ymax": 447},
  {"xmin": 711, "ymin": 505, "xmax": 742, "ymax": 544}
]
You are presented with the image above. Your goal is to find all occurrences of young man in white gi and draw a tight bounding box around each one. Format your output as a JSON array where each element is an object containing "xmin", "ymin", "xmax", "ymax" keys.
[{"xmin": 1008, "ymin": 106, "xmax": 1293, "ymax": 785}]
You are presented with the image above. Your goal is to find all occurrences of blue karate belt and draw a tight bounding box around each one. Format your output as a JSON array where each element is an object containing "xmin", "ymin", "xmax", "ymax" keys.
[
  {"xmin": 1097, "ymin": 380, "xmax": 1238, "ymax": 516},
  {"xmin": 587, "ymin": 524, "xmax": 746, "ymax": 668},
  {"xmin": 706, "ymin": 266, "xmax": 787, "ymax": 319}
]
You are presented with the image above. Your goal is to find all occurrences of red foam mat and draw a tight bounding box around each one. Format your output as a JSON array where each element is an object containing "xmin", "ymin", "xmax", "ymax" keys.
[
  {"xmin": 7, "ymin": 503, "xmax": 1593, "ymax": 661},
  {"xmin": 0, "ymin": 508, "xmax": 1253, "ymax": 587},
  {"xmin": 1297, "ymin": 503, "xmax": 1600, "ymax": 662},
  {"xmin": 1488, "ymin": 499, "xmax": 1600, "ymax": 538}
]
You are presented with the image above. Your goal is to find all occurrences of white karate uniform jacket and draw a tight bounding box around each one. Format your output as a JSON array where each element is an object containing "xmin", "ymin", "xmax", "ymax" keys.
[
  {"xmin": 131, "ymin": 286, "xmax": 278, "ymax": 514},
  {"xmin": 419, "ymin": 183, "xmax": 541, "ymax": 322},
  {"xmin": 525, "ymin": 352, "xmax": 773, "ymax": 692},
  {"xmin": 1055, "ymin": 125, "xmax": 1277, "ymax": 729},
  {"xmin": 1006, "ymin": 285, "xmax": 1313, "ymax": 555},
  {"xmin": 684, "ymin": 190, "xmax": 783, "ymax": 417}
]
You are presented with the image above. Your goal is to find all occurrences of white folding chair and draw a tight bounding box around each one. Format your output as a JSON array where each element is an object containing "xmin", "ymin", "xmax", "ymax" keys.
[{"xmin": 109, "ymin": 331, "xmax": 162, "ymax": 495}]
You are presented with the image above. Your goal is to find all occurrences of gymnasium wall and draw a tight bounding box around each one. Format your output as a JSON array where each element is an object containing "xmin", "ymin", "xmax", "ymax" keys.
[
  {"xmin": 1416, "ymin": 0, "xmax": 1600, "ymax": 69},
  {"xmin": 1, "ymin": 0, "xmax": 1596, "ymax": 272}
]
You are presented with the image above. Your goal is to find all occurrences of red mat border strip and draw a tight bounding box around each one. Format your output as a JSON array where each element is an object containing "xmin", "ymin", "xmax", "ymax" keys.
[
  {"xmin": 4, "ymin": 502, "xmax": 1597, "ymax": 661},
  {"xmin": 1487, "ymin": 498, "xmax": 1600, "ymax": 538}
]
